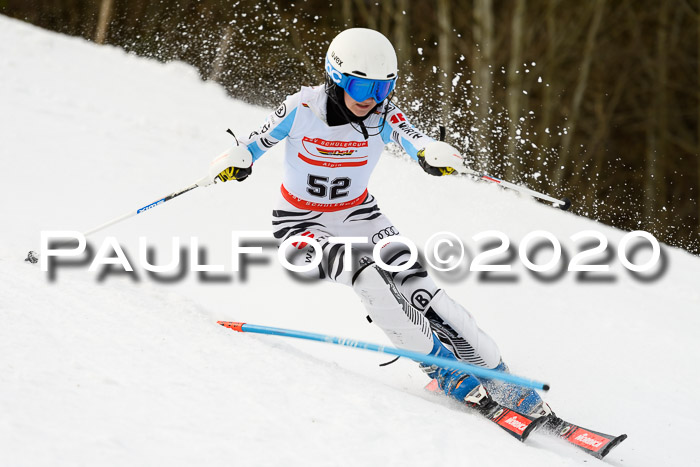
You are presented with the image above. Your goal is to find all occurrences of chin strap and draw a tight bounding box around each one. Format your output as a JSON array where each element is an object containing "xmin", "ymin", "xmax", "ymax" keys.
[{"xmin": 358, "ymin": 120, "xmax": 369, "ymax": 139}]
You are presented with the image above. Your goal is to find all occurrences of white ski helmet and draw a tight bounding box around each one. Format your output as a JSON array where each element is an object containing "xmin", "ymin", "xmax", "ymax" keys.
[
  {"xmin": 325, "ymin": 28, "xmax": 398, "ymax": 103},
  {"xmin": 326, "ymin": 28, "xmax": 398, "ymax": 80}
]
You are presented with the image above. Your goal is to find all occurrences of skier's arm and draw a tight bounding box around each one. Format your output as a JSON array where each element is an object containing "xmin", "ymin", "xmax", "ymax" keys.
[
  {"xmin": 380, "ymin": 103, "xmax": 462, "ymax": 176},
  {"xmin": 239, "ymin": 93, "xmax": 300, "ymax": 162},
  {"xmin": 209, "ymin": 93, "xmax": 299, "ymax": 183},
  {"xmin": 380, "ymin": 103, "xmax": 434, "ymax": 161}
]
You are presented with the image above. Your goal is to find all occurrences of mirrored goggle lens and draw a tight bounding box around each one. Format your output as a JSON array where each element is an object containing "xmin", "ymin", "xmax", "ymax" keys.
[
  {"xmin": 345, "ymin": 79, "xmax": 374, "ymax": 102},
  {"xmin": 345, "ymin": 77, "xmax": 395, "ymax": 103},
  {"xmin": 373, "ymin": 80, "xmax": 394, "ymax": 102}
]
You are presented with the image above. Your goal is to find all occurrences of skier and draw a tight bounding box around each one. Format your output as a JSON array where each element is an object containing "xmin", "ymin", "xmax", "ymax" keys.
[{"xmin": 209, "ymin": 28, "xmax": 549, "ymax": 416}]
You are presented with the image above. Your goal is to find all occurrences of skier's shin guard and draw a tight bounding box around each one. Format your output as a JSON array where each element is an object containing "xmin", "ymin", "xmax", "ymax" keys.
[
  {"xmin": 352, "ymin": 264, "xmax": 434, "ymax": 354},
  {"xmin": 425, "ymin": 290, "xmax": 502, "ymax": 369}
]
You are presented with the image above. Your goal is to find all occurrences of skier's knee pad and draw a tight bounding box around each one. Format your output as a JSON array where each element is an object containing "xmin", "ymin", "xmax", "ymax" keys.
[
  {"xmin": 425, "ymin": 290, "xmax": 502, "ymax": 369},
  {"xmin": 352, "ymin": 264, "xmax": 434, "ymax": 354}
]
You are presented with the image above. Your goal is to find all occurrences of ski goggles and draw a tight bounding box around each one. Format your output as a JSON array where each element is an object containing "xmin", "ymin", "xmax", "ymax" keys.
[{"xmin": 326, "ymin": 58, "xmax": 396, "ymax": 103}]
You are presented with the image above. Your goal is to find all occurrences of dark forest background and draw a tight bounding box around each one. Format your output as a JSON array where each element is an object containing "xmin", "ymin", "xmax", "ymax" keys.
[{"xmin": 3, "ymin": 0, "xmax": 700, "ymax": 254}]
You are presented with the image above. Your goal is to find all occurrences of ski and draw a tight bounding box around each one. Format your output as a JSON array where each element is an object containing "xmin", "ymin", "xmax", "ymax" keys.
[
  {"xmin": 542, "ymin": 416, "xmax": 627, "ymax": 459},
  {"xmin": 479, "ymin": 400, "xmax": 547, "ymax": 442},
  {"xmin": 425, "ymin": 379, "xmax": 625, "ymax": 454}
]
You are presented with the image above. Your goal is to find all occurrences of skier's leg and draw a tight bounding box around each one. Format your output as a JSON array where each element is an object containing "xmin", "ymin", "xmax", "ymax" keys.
[
  {"xmin": 366, "ymin": 219, "xmax": 548, "ymax": 413},
  {"xmin": 271, "ymin": 204, "xmax": 357, "ymax": 281},
  {"xmin": 422, "ymin": 291, "xmax": 501, "ymax": 368},
  {"xmin": 272, "ymin": 198, "xmax": 529, "ymax": 409},
  {"xmin": 390, "ymin": 258, "xmax": 547, "ymax": 413},
  {"xmin": 328, "ymin": 198, "xmax": 488, "ymax": 403},
  {"xmin": 419, "ymin": 288, "xmax": 547, "ymax": 414},
  {"xmin": 373, "ymin": 237, "xmax": 503, "ymax": 370},
  {"xmin": 352, "ymin": 262, "xmax": 486, "ymax": 405},
  {"xmin": 351, "ymin": 261, "xmax": 434, "ymax": 353}
]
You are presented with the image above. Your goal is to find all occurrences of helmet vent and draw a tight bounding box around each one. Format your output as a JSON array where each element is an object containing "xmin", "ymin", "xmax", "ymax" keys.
[
  {"xmin": 351, "ymin": 70, "xmax": 367, "ymax": 76},
  {"xmin": 386, "ymin": 73, "xmax": 396, "ymax": 78}
]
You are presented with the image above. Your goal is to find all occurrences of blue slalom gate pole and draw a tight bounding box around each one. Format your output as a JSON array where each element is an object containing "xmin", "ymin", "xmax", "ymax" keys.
[{"xmin": 218, "ymin": 321, "xmax": 549, "ymax": 391}]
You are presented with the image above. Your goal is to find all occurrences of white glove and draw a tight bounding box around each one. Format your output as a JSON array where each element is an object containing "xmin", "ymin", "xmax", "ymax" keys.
[
  {"xmin": 202, "ymin": 145, "xmax": 253, "ymax": 185},
  {"xmin": 418, "ymin": 141, "xmax": 468, "ymax": 175}
]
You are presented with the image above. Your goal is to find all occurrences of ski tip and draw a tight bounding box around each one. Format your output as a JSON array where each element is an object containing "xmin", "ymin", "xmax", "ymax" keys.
[{"xmin": 217, "ymin": 321, "xmax": 245, "ymax": 332}]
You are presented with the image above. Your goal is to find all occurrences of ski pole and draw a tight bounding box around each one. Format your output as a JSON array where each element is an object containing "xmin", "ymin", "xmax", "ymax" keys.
[
  {"xmin": 25, "ymin": 176, "xmax": 211, "ymax": 264},
  {"xmin": 436, "ymin": 126, "xmax": 571, "ymax": 210},
  {"xmin": 218, "ymin": 321, "xmax": 550, "ymax": 391},
  {"xmin": 462, "ymin": 168, "xmax": 571, "ymax": 210},
  {"xmin": 82, "ymin": 176, "xmax": 210, "ymax": 236}
]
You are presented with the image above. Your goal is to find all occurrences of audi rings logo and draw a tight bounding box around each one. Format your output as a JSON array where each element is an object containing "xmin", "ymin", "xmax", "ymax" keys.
[{"xmin": 372, "ymin": 226, "xmax": 399, "ymax": 244}]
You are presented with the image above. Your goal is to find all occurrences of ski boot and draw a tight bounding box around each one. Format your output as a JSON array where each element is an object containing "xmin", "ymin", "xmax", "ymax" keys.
[
  {"xmin": 482, "ymin": 361, "xmax": 553, "ymax": 418},
  {"xmin": 420, "ymin": 335, "xmax": 493, "ymax": 409}
]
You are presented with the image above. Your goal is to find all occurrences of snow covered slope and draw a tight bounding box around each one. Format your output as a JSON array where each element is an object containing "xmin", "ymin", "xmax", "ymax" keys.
[{"xmin": 1, "ymin": 16, "xmax": 699, "ymax": 466}]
